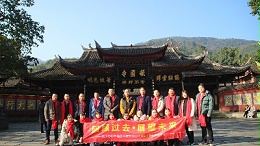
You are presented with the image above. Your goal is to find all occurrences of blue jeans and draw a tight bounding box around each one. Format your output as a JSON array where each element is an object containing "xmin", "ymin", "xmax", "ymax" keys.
[{"xmin": 45, "ymin": 120, "xmax": 58, "ymax": 141}]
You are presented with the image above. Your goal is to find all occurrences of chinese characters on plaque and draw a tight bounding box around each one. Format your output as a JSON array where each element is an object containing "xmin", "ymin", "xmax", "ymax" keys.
[
  {"xmin": 223, "ymin": 92, "xmax": 258, "ymax": 107},
  {"xmin": 86, "ymin": 76, "xmax": 113, "ymax": 85},
  {"xmin": 154, "ymin": 73, "xmax": 181, "ymax": 84},
  {"xmin": 1, "ymin": 98, "xmax": 38, "ymax": 111},
  {"xmin": 5, "ymin": 99, "xmax": 15, "ymax": 110},
  {"xmin": 118, "ymin": 67, "xmax": 149, "ymax": 85}
]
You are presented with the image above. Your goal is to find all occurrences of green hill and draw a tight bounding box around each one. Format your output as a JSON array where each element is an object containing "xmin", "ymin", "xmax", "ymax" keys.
[{"xmin": 139, "ymin": 36, "xmax": 257, "ymax": 51}]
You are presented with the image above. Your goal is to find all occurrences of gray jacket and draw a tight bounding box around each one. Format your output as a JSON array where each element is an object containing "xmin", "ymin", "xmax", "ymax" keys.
[
  {"xmin": 103, "ymin": 94, "xmax": 120, "ymax": 120},
  {"xmin": 44, "ymin": 99, "xmax": 60, "ymax": 121}
]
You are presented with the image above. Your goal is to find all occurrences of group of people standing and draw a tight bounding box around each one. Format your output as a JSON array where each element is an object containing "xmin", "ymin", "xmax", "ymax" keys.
[{"xmin": 39, "ymin": 83, "xmax": 214, "ymax": 146}]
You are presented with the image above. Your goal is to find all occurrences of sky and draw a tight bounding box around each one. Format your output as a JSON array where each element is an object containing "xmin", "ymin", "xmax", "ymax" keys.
[{"xmin": 27, "ymin": 0, "xmax": 259, "ymax": 61}]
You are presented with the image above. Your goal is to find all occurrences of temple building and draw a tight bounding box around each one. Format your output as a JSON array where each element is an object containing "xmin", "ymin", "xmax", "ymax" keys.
[
  {"xmin": 1, "ymin": 41, "xmax": 258, "ymax": 116},
  {"xmin": 24, "ymin": 41, "xmax": 256, "ymax": 111}
]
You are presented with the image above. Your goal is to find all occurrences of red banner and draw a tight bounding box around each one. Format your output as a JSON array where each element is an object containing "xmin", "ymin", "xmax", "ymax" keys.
[{"xmin": 83, "ymin": 117, "xmax": 186, "ymax": 143}]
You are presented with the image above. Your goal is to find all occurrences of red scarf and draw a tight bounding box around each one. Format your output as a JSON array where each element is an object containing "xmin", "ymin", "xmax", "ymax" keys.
[
  {"xmin": 165, "ymin": 115, "xmax": 173, "ymax": 119},
  {"xmin": 61, "ymin": 100, "xmax": 74, "ymax": 125},
  {"xmin": 152, "ymin": 96, "xmax": 159, "ymax": 110},
  {"xmin": 94, "ymin": 98, "xmax": 99, "ymax": 109},
  {"xmin": 109, "ymin": 117, "xmax": 117, "ymax": 121},
  {"xmin": 78, "ymin": 100, "xmax": 86, "ymax": 112},
  {"xmin": 94, "ymin": 117, "xmax": 104, "ymax": 122},
  {"xmin": 109, "ymin": 95, "xmax": 115, "ymax": 107},
  {"xmin": 197, "ymin": 93, "xmax": 206, "ymax": 127},
  {"xmin": 139, "ymin": 95, "xmax": 144, "ymax": 109},
  {"xmin": 149, "ymin": 115, "xmax": 160, "ymax": 120},
  {"xmin": 179, "ymin": 98, "xmax": 192, "ymax": 126},
  {"xmin": 165, "ymin": 94, "xmax": 176, "ymax": 116},
  {"xmin": 66, "ymin": 120, "xmax": 75, "ymax": 139},
  {"xmin": 80, "ymin": 117, "xmax": 91, "ymax": 124},
  {"xmin": 51, "ymin": 100, "xmax": 59, "ymax": 129}
]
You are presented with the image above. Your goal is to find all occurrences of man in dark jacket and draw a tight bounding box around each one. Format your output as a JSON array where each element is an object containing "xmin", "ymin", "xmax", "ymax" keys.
[
  {"xmin": 74, "ymin": 93, "xmax": 87, "ymax": 120},
  {"xmin": 74, "ymin": 93, "xmax": 88, "ymax": 142},
  {"xmin": 164, "ymin": 88, "xmax": 180, "ymax": 116},
  {"xmin": 89, "ymin": 92, "xmax": 104, "ymax": 120},
  {"xmin": 136, "ymin": 87, "xmax": 151, "ymax": 116}
]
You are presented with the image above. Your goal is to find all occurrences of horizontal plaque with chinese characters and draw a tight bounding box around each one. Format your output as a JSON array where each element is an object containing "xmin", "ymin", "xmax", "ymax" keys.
[
  {"xmin": 117, "ymin": 67, "xmax": 150, "ymax": 80},
  {"xmin": 86, "ymin": 76, "xmax": 113, "ymax": 86},
  {"xmin": 154, "ymin": 73, "xmax": 182, "ymax": 84}
]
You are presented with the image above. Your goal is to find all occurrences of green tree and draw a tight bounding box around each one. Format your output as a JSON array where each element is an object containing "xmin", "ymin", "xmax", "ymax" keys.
[
  {"xmin": 0, "ymin": 0, "xmax": 44, "ymax": 84},
  {"xmin": 250, "ymin": 49, "xmax": 259, "ymax": 64},
  {"xmin": 248, "ymin": 0, "xmax": 259, "ymax": 19},
  {"xmin": 210, "ymin": 47, "xmax": 241, "ymax": 66}
]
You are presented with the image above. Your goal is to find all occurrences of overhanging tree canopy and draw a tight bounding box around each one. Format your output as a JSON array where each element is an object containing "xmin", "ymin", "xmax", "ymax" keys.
[{"xmin": 0, "ymin": 0, "xmax": 45, "ymax": 84}]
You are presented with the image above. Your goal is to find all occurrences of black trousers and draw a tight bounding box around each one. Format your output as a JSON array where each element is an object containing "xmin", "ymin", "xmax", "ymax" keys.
[
  {"xmin": 40, "ymin": 121, "xmax": 47, "ymax": 132},
  {"xmin": 243, "ymin": 111, "xmax": 248, "ymax": 118},
  {"xmin": 201, "ymin": 116, "xmax": 214, "ymax": 143},
  {"xmin": 185, "ymin": 125, "xmax": 194, "ymax": 143}
]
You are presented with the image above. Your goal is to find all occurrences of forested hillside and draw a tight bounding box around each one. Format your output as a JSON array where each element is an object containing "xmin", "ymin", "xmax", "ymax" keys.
[
  {"xmin": 141, "ymin": 37, "xmax": 257, "ymax": 51},
  {"xmin": 140, "ymin": 37, "xmax": 259, "ymax": 66},
  {"xmin": 31, "ymin": 58, "xmax": 58, "ymax": 73}
]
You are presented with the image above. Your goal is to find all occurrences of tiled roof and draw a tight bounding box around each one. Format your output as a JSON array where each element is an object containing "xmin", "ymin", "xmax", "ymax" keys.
[
  {"xmin": 182, "ymin": 57, "xmax": 250, "ymax": 77},
  {"xmin": 28, "ymin": 45, "xmax": 250, "ymax": 80},
  {"xmin": 152, "ymin": 48, "xmax": 205, "ymax": 69},
  {"xmin": 95, "ymin": 44, "xmax": 168, "ymax": 63},
  {"xmin": 218, "ymin": 82, "xmax": 259, "ymax": 93},
  {"xmin": 97, "ymin": 45, "xmax": 167, "ymax": 56},
  {"xmin": 27, "ymin": 61, "xmax": 84, "ymax": 80},
  {"xmin": 60, "ymin": 50, "xmax": 114, "ymax": 68},
  {"xmin": 250, "ymin": 61, "xmax": 259, "ymax": 74}
]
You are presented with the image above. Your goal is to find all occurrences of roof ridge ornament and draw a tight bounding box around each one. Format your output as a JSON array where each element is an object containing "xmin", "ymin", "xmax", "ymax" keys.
[
  {"xmin": 94, "ymin": 40, "xmax": 102, "ymax": 48},
  {"xmin": 171, "ymin": 47, "xmax": 183, "ymax": 59},
  {"xmin": 111, "ymin": 42, "xmax": 117, "ymax": 47},
  {"xmin": 81, "ymin": 44, "xmax": 94, "ymax": 50}
]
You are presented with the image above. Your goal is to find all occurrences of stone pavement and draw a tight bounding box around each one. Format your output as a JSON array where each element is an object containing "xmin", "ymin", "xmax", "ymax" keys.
[{"xmin": 0, "ymin": 117, "xmax": 259, "ymax": 146}]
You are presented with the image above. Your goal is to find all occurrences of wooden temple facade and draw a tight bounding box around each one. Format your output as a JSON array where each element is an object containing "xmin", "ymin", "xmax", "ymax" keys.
[
  {"xmin": 1, "ymin": 41, "xmax": 257, "ymax": 116},
  {"xmin": 23, "ymin": 41, "xmax": 256, "ymax": 112}
]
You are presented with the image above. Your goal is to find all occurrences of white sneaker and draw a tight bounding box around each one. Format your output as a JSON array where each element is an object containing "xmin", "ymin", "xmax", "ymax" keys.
[{"xmin": 79, "ymin": 137, "xmax": 83, "ymax": 143}]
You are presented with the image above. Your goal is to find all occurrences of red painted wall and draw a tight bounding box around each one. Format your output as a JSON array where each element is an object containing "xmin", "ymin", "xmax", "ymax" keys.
[{"xmin": 218, "ymin": 86, "xmax": 259, "ymax": 112}]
